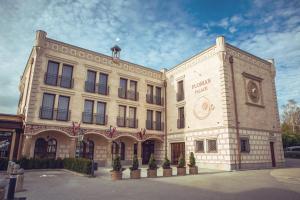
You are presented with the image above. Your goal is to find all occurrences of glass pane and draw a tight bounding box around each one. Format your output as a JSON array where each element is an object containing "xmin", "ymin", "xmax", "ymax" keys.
[
  {"xmin": 156, "ymin": 87, "xmax": 161, "ymax": 98},
  {"xmin": 120, "ymin": 78, "xmax": 127, "ymax": 90},
  {"xmin": 57, "ymin": 96, "xmax": 70, "ymax": 120},
  {"xmin": 61, "ymin": 65, "xmax": 73, "ymax": 88},
  {"xmin": 130, "ymin": 80, "xmax": 137, "ymax": 91},
  {"xmin": 86, "ymin": 70, "xmax": 96, "ymax": 92},
  {"xmin": 147, "ymin": 85, "xmax": 153, "ymax": 95},
  {"xmin": 84, "ymin": 100, "xmax": 93, "ymax": 123},
  {"xmin": 96, "ymin": 102, "xmax": 106, "ymax": 124},
  {"xmin": 99, "ymin": 73, "xmax": 108, "ymax": 94},
  {"xmin": 156, "ymin": 111, "xmax": 161, "ymax": 123},
  {"xmin": 46, "ymin": 61, "xmax": 59, "ymax": 85},
  {"xmin": 41, "ymin": 94, "xmax": 55, "ymax": 119}
]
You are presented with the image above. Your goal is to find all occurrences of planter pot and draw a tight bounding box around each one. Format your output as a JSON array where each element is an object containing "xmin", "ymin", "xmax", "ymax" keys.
[
  {"xmin": 111, "ymin": 171, "xmax": 122, "ymax": 181},
  {"xmin": 163, "ymin": 168, "xmax": 172, "ymax": 177},
  {"xmin": 130, "ymin": 169, "xmax": 141, "ymax": 179},
  {"xmin": 177, "ymin": 167, "xmax": 186, "ymax": 176},
  {"xmin": 189, "ymin": 166, "xmax": 198, "ymax": 175},
  {"xmin": 147, "ymin": 169, "xmax": 157, "ymax": 178}
]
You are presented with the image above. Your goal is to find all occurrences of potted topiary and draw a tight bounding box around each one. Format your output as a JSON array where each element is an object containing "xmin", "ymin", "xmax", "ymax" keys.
[
  {"xmin": 111, "ymin": 156, "xmax": 123, "ymax": 180},
  {"xmin": 177, "ymin": 154, "xmax": 186, "ymax": 176},
  {"xmin": 130, "ymin": 155, "xmax": 141, "ymax": 179},
  {"xmin": 188, "ymin": 152, "xmax": 198, "ymax": 175},
  {"xmin": 162, "ymin": 156, "xmax": 172, "ymax": 177},
  {"xmin": 147, "ymin": 154, "xmax": 157, "ymax": 178}
]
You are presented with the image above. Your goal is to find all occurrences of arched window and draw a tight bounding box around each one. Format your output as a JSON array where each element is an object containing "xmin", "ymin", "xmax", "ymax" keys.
[
  {"xmin": 34, "ymin": 138, "xmax": 47, "ymax": 159},
  {"xmin": 47, "ymin": 139, "xmax": 57, "ymax": 159},
  {"xmin": 120, "ymin": 142, "xmax": 125, "ymax": 160},
  {"xmin": 76, "ymin": 140, "xmax": 94, "ymax": 160}
]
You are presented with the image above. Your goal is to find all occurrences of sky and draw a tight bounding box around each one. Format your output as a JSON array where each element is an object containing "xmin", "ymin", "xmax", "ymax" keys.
[{"xmin": 0, "ymin": 0, "xmax": 299, "ymax": 115}]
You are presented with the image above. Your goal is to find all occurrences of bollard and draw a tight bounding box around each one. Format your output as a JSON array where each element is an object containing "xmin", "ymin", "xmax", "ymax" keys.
[
  {"xmin": 91, "ymin": 160, "xmax": 95, "ymax": 177},
  {"xmin": 15, "ymin": 168, "xmax": 25, "ymax": 192}
]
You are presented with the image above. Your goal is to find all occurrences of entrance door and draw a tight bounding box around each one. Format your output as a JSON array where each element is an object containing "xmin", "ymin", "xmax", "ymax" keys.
[
  {"xmin": 171, "ymin": 142, "xmax": 185, "ymax": 165},
  {"xmin": 142, "ymin": 140, "xmax": 155, "ymax": 164},
  {"xmin": 270, "ymin": 142, "xmax": 276, "ymax": 167}
]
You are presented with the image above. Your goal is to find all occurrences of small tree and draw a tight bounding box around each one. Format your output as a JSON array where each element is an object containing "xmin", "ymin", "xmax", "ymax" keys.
[
  {"xmin": 189, "ymin": 152, "xmax": 196, "ymax": 167},
  {"xmin": 177, "ymin": 154, "xmax": 185, "ymax": 168},
  {"xmin": 162, "ymin": 157, "xmax": 171, "ymax": 169},
  {"xmin": 148, "ymin": 154, "xmax": 157, "ymax": 170},
  {"xmin": 130, "ymin": 155, "xmax": 139, "ymax": 171},
  {"xmin": 112, "ymin": 155, "xmax": 122, "ymax": 171}
]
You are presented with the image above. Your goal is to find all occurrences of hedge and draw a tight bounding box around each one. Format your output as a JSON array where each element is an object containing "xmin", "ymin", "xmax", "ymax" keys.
[
  {"xmin": 284, "ymin": 152, "xmax": 300, "ymax": 159},
  {"xmin": 0, "ymin": 157, "xmax": 92, "ymax": 175},
  {"xmin": 0, "ymin": 158, "xmax": 8, "ymax": 171}
]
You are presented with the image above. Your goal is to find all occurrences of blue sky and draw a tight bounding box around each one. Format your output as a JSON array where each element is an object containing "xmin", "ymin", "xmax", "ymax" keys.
[{"xmin": 0, "ymin": 0, "xmax": 299, "ymax": 115}]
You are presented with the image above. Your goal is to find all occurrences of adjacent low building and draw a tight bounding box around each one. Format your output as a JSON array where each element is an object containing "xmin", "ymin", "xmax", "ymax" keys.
[{"xmin": 17, "ymin": 30, "xmax": 285, "ymax": 170}]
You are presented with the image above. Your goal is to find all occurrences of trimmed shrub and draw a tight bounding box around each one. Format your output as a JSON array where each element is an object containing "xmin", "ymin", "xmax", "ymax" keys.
[
  {"xmin": 63, "ymin": 158, "xmax": 92, "ymax": 175},
  {"xmin": 130, "ymin": 155, "xmax": 139, "ymax": 171},
  {"xmin": 0, "ymin": 158, "xmax": 8, "ymax": 171},
  {"xmin": 148, "ymin": 154, "xmax": 157, "ymax": 170},
  {"xmin": 112, "ymin": 156, "xmax": 122, "ymax": 171},
  {"xmin": 189, "ymin": 152, "xmax": 196, "ymax": 167},
  {"xmin": 162, "ymin": 157, "xmax": 171, "ymax": 169},
  {"xmin": 177, "ymin": 154, "xmax": 185, "ymax": 168}
]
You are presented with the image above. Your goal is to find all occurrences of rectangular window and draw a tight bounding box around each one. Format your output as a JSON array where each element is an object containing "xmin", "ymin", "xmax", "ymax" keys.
[
  {"xmin": 240, "ymin": 138, "xmax": 250, "ymax": 153},
  {"xmin": 57, "ymin": 96, "xmax": 70, "ymax": 121},
  {"xmin": 98, "ymin": 73, "xmax": 108, "ymax": 95},
  {"xmin": 128, "ymin": 107, "xmax": 137, "ymax": 128},
  {"xmin": 83, "ymin": 100, "xmax": 94, "ymax": 123},
  {"xmin": 41, "ymin": 93, "xmax": 55, "ymax": 119},
  {"xmin": 177, "ymin": 107, "xmax": 185, "ymax": 129},
  {"xmin": 85, "ymin": 70, "xmax": 96, "ymax": 93},
  {"xmin": 118, "ymin": 105, "xmax": 126, "ymax": 127},
  {"xmin": 119, "ymin": 78, "xmax": 128, "ymax": 98},
  {"xmin": 177, "ymin": 80, "xmax": 184, "ymax": 101},
  {"xmin": 207, "ymin": 139, "xmax": 217, "ymax": 153},
  {"xmin": 60, "ymin": 64, "xmax": 73, "ymax": 88},
  {"xmin": 195, "ymin": 141, "xmax": 204, "ymax": 153},
  {"xmin": 45, "ymin": 61, "xmax": 59, "ymax": 86},
  {"xmin": 129, "ymin": 80, "xmax": 138, "ymax": 100},
  {"xmin": 156, "ymin": 111, "xmax": 162, "ymax": 130},
  {"xmin": 146, "ymin": 110, "xmax": 153, "ymax": 129},
  {"xmin": 155, "ymin": 87, "xmax": 162, "ymax": 105},
  {"xmin": 147, "ymin": 85, "xmax": 154, "ymax": 103},
  {"xmin": 96, "ymin": 102, "xmax": 106, "ymax": 125}
]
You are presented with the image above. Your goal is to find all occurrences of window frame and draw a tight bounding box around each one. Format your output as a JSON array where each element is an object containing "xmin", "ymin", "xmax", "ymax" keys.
[
  {"xmin": 195, "ymin": 140, "xmax": 205, "ymax": 153},
  {"xmin": 240, "ymin": 137, "xmax": 250, "ymax": 153},
  {"xmin": 207, "ymin": 139, "xmax": 218, "ymax": 153}
]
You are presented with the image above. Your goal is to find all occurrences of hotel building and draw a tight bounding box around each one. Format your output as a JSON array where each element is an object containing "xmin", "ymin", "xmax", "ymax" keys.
[{"xmin": 17, "ymin": 30, "xmax": 285, "ymax": 170}]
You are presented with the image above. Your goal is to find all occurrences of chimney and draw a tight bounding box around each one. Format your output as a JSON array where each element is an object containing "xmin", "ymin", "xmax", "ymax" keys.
[{"xmin": 111, "ymin": 45, "xmax": 121, "ymax": 62}]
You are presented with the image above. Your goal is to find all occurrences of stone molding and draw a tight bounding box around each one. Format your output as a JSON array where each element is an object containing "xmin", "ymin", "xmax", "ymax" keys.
[{"xmin": 44, "ymin": 38, "xmax": 162, "ymax": 80}]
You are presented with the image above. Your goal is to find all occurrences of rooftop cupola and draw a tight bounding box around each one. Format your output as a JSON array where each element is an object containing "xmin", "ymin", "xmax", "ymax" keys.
[{"xmin": 111, "ymin": 45, "xmax": 121, "ymax": 61}]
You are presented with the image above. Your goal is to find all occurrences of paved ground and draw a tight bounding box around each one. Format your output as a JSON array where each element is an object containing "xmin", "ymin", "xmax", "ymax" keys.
[{"xmin": 7, "ymin": 159, "xmax": 300, "ymax": 200}]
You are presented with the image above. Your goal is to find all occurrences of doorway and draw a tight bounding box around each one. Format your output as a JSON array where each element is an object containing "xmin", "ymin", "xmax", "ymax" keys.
[
  {"xmin": 142, "ymin": 140, "xmax": 155, "ymax": 164},
  {"xmin": 171, "ymin": 142, "xmax": 185, "ymax": 165},
  {"xmin": 270, "ymin": 142, "xmax": 276, "ymax": 167}
]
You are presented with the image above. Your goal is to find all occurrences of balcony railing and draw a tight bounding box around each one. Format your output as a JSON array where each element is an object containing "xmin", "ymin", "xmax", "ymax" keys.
[
  {"xmin": 177, "ymin": 118, "xmax": 185, "ymax": 129},
  {"xmin": 82, "ymin": 112, "xmax": 108, "ymax": 125},
  {"xmin": 117, "ymin": 117, "xmax": 138, "ymax": 128},
  {"xmin": 118, "ymin": 88, "xmax": 139, "ymax": 101},
  {"xmin": 44, "ymin": 73, "xmax": 74, "ymax": 89},
  {"xmin": 146, "ymin": 94, "xmax": 164, "ymax": 106},
  {"xmin": 85, "ymin": 81, "xmax": 109, "ymax": 95},
  {"xmin": 146, "ymin": 120, "xmax": 164, "ymax": 131},
  {"xmin": 176, "ymin": 92, "xmax": 184, "ymax": 102},
  {"xmin": 39, "ymin": 107, "xmax": 71, "ymax": 121}
]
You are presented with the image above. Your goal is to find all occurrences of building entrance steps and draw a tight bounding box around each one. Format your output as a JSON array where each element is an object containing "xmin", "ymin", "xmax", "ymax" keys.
[{"xmin": 94, "ymin": 165, "xmax": 225, "ymax": 179}]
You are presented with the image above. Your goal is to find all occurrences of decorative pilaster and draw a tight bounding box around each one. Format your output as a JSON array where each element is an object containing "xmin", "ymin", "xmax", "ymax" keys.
[
  {"xmin": 106, "ymin": 141, "xmax": 112, "ymax": 167},
  {"xmin": 137, "ymin": 141, "xmax": 142, "ymax": 166}
]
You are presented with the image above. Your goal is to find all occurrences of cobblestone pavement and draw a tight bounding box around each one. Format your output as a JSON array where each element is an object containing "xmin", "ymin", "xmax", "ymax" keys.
[{"xmin": 9, "ymin": 159, "xmax": 300, "ymax": 200}]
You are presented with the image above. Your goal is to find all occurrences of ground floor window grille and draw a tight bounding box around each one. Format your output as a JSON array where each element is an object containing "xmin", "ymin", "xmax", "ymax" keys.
[
  {"xmin": 240, "ymin": 138, "xmax": 250, "ymax": 153},
  {"xmin": 207, "ymin": 139, "xmax": 217, "ymax": 153},
  {"xmin": 195, "ymin": 140, "xmax": 204, "ymax": 153}
]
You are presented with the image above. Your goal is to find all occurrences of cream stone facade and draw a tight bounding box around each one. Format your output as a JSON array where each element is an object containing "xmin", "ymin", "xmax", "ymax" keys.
[{"xmin": 18, "ymin": 30, "xmax": 284, "ymax": 170}]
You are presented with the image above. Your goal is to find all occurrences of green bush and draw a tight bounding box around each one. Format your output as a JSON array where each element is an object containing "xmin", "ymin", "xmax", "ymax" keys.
[
  {"xmin": 63, "ymin": 158, "xmax": 92, "ymax": 174},
  {"xmin": 148, "ymin": 154, "xmax": 157, "ymax": 170},
  {"xmin": 0, "ymin": 158, "xmax": 8, "ymax": 171},
  {"xmin": 162, "ymin": 157, "xmax": 171, "ymax": 169},
  {"xmin": 112, "ymin": 156, "xmax": 122, "ymax": 171},
  {"xmin": 189, "ymin": 152, "xmax": 196, "ymax": 167},
  {"xmin": 177, "ymin": 154, "xmax": 185, "ymax": 168},
  {"xmin": 130, "ymin": 155, "xmax": 139, "ymax": 171}
]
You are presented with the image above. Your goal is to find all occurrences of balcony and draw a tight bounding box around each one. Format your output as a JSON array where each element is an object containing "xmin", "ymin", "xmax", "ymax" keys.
[
  {"xmin": 117, "ymin": 117, "xmax": 138, "ymax": 128},
  {"xmin": 177, "ymin": 118, "xmax": 185, "ymax": 129},
  {"xmin": 44, "ymin": 73, "xmax": 74, "ymax": 89},
  {"xmin": 82, "ymin": 112, "xmax": 108, "ymax": 125},
  {"xmin": 118, "ymin": 88, "xmax": 139, "ymax": 101},
  {"xmin": 146, "ymin": 94, "xmax": 164, "ymax": 106},
  {"xmin": 39, "ymin": 107, "xmax": 71, "ymax": 121},
  {"xmin": 146, "ymin": 120, "xmax": 164, "ymax": 131},
  {"xmin": 85, "ymin": 81, "xmax": 109, "ymax": 95},
  {"xmin": 176, "ymin": 92, "xmax": 184, "ymax": 102}
]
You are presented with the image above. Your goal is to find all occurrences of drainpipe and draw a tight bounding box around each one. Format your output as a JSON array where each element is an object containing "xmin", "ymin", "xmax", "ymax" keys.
[
  {"xmin": 229, "ymin": 56, "xmax": 241, "ymax": 170},
  {"xmin": 164, "ymin": 80, "xmax": 168, "ymax": 158}
]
